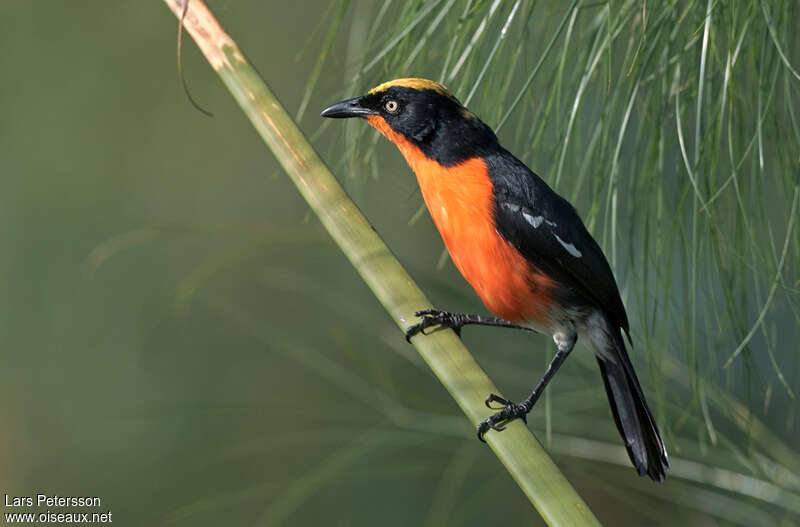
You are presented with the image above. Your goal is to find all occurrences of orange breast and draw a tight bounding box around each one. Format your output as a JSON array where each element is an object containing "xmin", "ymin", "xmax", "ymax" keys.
[{"xmin": 368, "ymin": 116, "xmax": 555, "ymax": 323}]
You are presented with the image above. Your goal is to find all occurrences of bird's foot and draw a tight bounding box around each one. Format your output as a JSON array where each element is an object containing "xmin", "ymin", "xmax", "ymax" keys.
[
  {"xmin": 476, "ymin": 393, "xmax": 531, "ymax": 442},
  {"xmin": 405, "ymin": 309, "xmax": 466, "ymax": 342}
]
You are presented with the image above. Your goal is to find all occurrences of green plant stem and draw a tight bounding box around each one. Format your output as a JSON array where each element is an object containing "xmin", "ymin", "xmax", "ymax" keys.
[{"xmin": 163, "ymin": 1, "xmax": 601, "ymax": 525}]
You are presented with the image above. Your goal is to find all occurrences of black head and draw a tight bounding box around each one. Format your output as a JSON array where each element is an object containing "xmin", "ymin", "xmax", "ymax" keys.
[{"xmin": 321, "ymin": 78, "xmax": 498, "ymax": 166}]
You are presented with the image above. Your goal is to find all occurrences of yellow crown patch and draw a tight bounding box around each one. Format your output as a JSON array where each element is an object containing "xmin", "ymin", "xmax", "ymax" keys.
[{"xmin": 367, "ymin": 78, "xmax": 456, "ymax": 100}]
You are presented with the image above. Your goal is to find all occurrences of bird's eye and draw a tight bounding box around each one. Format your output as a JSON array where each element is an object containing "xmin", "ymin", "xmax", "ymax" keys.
[{"xmin": 384, "ymin": 99, "xmax": 399, "ymax": 113}]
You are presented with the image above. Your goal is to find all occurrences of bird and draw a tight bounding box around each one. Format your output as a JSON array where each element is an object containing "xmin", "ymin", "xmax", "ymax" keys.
[{"xmin": 321, "ymin": 78, "xmax": 669, "ymax": 482}]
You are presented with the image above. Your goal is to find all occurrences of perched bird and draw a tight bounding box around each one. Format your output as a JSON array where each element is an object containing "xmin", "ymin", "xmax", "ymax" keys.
[{"xmin": 321, "ymin": 78, "xmax": 669, "ymax": 482}]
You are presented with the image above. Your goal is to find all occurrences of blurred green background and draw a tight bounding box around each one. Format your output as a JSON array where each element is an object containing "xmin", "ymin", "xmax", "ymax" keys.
[{"xmin": 1, "ymin": 1, "xmax": 798, "ymax": 525}]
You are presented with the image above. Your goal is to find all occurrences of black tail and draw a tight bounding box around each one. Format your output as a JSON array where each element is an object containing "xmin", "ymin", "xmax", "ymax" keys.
[{"xmin": 596, "ymin": 329, "xmax": 669, "ymax": 482}]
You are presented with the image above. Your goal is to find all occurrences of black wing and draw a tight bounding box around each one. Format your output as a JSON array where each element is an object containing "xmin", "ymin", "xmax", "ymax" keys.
[{"xmin": 486, "ymin": 150, "xmax": 629, "ymax": 334}]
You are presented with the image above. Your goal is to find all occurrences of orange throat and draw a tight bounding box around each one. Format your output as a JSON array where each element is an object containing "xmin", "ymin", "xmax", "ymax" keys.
[{"xmin": 367, "ymin": 116, "xmax": 554, "ymax": 324}]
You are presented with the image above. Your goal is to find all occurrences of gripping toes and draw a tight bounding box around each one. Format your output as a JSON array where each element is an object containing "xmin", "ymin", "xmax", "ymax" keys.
[
  {"xmin": 477, "ymin": 418, "xmax": 506, "ymax": 442},
  {"xmin": 476, "ymin": 393, "xmax": 529, "ymax": 442},
  {"xmin": 404, "ymin": 309, "xmax": 452, "ymax": 342}
]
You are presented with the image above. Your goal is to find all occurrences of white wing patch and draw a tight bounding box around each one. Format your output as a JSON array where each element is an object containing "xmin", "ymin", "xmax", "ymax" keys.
[
  {"xmin": 503, "ymin": 202, "xmax": 581, "ymax": 257},
  {"xmin": 553, "ymin": 233, "xmax": 583, "ymax": 258},
  {"xmin": 522, "ymin": 211, "xmax": 544, "ymax": 228}
]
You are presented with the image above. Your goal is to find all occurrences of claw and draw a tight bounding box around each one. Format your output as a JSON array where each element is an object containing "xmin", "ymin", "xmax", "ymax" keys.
[
  {"xmin": 477, "ymin": 427, "xmax": 487, "ymax": 443},
  {"xmin": 485, "ymin": 393, "xmax": 512, "ymax": 409},
  {"xmin": 477, "ymin": 422, "xmax": 490, "ymax": 442}
]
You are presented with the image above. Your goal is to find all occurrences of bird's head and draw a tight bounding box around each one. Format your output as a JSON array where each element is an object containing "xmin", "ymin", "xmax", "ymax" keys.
[{"xmin": 321, "ymin": 78, "xmax": 497, "ymax": 166}]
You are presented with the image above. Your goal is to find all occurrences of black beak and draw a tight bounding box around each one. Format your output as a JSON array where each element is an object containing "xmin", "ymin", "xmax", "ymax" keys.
[{"xmin": 320, "ymin": 97, "xmax": 374, "ymax": 118}]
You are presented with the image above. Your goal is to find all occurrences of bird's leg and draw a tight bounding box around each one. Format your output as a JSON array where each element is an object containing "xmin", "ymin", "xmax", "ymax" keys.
[
  {"xmin": 405, "ymin": 309, "xmax": 532, "ymax": 342},
  {"xmin": 477, "ymin": 332, "xmax": 576, "ymax": 442}
]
